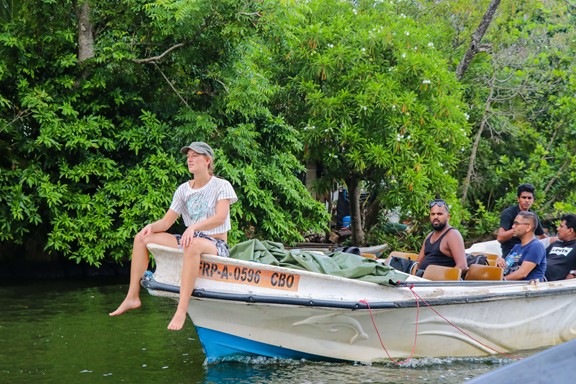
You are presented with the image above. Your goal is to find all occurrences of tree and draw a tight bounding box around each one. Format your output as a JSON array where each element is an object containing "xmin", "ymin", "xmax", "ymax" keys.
[
  {"xmin": 263, "ymin": 0, "xmax": 470, "ymax": 244},
  {"xmin": 3, "ymin": 0, "xmax": 576, "ymax": 267},
  {"xmin": 456, "ymin": 1, "xmax": 576, "ymax": 213},
  {"xmin": 0, "ymin": 0, "xmax": 328, "ymax": 266}
]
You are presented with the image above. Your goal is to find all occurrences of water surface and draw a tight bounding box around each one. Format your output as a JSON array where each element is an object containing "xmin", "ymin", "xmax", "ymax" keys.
[{"xmin": 0, "ymin": 279, "xmax": 530, "ymax": 383}]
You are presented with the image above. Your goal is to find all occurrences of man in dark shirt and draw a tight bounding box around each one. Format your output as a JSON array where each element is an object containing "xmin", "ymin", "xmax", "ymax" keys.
[
  {"xmin": 497, "ymin": 183, "xmax": 546, "ymax": 257},
  {"xmin": 545, "ymin": 214, "xmax": 576, "ymax": 281},
  {"xmin": 417, "ymin": 199, "xmax": 468, "ymax": 274}
]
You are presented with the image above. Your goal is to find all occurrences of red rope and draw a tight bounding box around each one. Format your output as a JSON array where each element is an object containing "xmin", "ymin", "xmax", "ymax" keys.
[
  {"xmin": 359, "ymin": 295, "xmax": 419, "ymax": 365},
  {"xmin": 361, "ymin": 283, "xmax": 522, "ymax": 363},
  {"xmin": 408, "ymin": 286, "xmax": 521, "ymax": 360}
]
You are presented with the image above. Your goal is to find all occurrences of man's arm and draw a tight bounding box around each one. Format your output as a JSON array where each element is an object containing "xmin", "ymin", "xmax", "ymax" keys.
[
  {"xmin": 504, "ymin": 261, "xmax": 537, "ymax": 280},
  {"xmin": 416, "ymin": 236, "xmax": 428, "ymax": 264},
  {"xmin": 447, "ymin": 230, "xmax": 468, "ymax": 272},
  {"xmin": 496, "ymin": 227, "xmax": 515, "ymax": 243},
  {"xmin": 496, "ymin": 208, "xmax": 514, "ymax": 243}
]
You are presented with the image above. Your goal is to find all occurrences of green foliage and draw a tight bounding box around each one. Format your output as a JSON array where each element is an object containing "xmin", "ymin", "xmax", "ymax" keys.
[
  {"xmin": 417, "ymin": 0, "xmax": 576, "ymax": 232},
  {"xmin": 365, "ymin": 219, "xmax": 421, "ymax": 254},
  {"xmin": 466, "ymin": 200, "xmax": 499, "ymax": 242},
  {"xmin": 261, "ymin": 0, "xmax": 469, "ymax": 243},
  {"xmin": 3, "ymin": 0, "xmax": 576, "ymax": 267},
  {"xmin": 0, "ymin": 0, "xmax": 328, "ymax": 266}
]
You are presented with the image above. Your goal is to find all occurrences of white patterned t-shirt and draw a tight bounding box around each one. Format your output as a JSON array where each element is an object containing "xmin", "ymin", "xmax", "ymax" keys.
[{"xmin": 169, "ymin": 176, "xmax": 237, "ymax": 235}]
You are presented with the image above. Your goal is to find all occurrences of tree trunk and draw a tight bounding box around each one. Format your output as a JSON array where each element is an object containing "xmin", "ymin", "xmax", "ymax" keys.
[
  {"xmin": 77, "ymin": 2, "xmax": 94, "ymax": 63},
  {"xmin": 455, "ymin": 0, "xmax": 501, "ymax": 80},
  {"xmin": 461, "ymin": 77, "xmax": 495, "ymax": 206},
  {"xmin": 542, "ymin": 150, "xmax": 576, "ymax": 212},
  {"xmin": 346, "ymin": 177, "xmax": 365, "ymax": 245},
  {"xmin": 364, "ymin": 195, "xmax": 381, "ymax": 230}
]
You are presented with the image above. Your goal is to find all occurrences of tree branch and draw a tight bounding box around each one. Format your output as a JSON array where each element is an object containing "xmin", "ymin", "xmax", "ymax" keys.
[
  {"xmin": 542, "ymin": 156, "xmax": 573, "ymax": 210},
  {"xmin": 461, "ymin": 76, "xmax": 495, "ymax": 206},
  {"xmin": 153, "ymin": 63, "xmax": 191, "ymax": 109},
  {"xmin": 545, "ymin": 123, "xmax": 560, "ymax": 153},
  {"xmin": 5, "ymin": 109, "xmax": 32, "ymax": 128},
  {"xmin": 456, "ymin": 0, "xmax": 502, "ymax": 80},
  {"xmin": 133, "ymin": 43, "xmax": 186, "ymax": 64},
  {"xmin": 239, "ymin": 12, "xmax": 262, "ymax": 17}
]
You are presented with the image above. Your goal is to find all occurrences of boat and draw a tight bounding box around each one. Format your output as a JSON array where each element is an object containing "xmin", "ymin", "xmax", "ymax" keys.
[
  {"xmin": 142, "ymin": 242, "xmax": 576, "ymax": 363},
  {"xmin": 467, "ymin": 338, "xmax": 576, "ymax": 383}
]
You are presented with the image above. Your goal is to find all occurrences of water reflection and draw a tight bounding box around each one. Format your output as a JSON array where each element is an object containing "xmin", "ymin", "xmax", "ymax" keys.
[{"xmin": 0, "ymin": 279, "xmax": 530, "ymax": 384}]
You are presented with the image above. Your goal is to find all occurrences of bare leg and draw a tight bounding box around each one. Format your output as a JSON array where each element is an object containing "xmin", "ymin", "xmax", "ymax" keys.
[
  {"xmin": 167, "ymin": 238, "xmax": 217, "ymax": 330},
  {"xmin": 110, "ymin": 232, "xmax": 178, "ymax": 316}
]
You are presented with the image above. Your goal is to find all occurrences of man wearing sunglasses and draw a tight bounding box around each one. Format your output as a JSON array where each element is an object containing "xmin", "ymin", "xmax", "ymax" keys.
[
  {"xmin": 495, "ymin": 211, "xmax": 546, "ymax": 281},
  {"xmin": 497, "ymin": 183, "xmax": 546, "ymax": 258},
  {"xmin": 417, "ymin": 199, "xmax": 468, "ymax": 274}
]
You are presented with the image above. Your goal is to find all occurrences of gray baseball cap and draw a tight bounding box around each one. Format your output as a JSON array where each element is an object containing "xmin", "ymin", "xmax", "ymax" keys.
[{"xmin": 180, "ymin": 141, "xmax": 214, "ymax": 158}]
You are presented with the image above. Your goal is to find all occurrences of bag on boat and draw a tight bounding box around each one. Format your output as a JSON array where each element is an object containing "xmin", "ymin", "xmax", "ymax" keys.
[
  {"xmin": 466, "ymin": 253, "xmax": 488, "ymax": 267},
  {"xmin": 334, "ymin": 246, "xmax": 361, "ymax": 256},
  {"xmin": 388, "ymin": 256, "xmax": 418, "ymax": 274}
]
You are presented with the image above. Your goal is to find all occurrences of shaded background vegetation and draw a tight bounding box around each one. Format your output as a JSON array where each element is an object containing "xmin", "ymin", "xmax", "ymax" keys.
[{"xmin": 1, "ymin": 0, "xmax": 575, "ymax": 268}]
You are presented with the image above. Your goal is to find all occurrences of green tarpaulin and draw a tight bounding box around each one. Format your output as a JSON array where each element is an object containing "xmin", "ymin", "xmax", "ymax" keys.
[{"xmin": 229, "ymin": 239, "xmax": 408, "ymax": 286}]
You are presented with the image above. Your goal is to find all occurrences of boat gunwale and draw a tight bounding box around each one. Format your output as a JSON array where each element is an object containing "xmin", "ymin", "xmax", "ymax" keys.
[
  {"xmin": 148, "ymin": 243, "xmax": 407, "ymax": 286},
  {"xmin": 142, "ymin": 277, "xmax": 576, "ymax": 310}
]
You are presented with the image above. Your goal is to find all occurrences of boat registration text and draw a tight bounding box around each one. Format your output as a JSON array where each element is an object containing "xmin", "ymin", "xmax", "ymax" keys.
[{"xmin": 199, "ymin": 261, "xmax": 300, "ymax": 291}]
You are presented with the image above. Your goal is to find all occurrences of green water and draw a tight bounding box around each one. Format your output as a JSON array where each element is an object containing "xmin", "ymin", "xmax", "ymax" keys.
[{"xmin": 0, "ymin": 279, "xmax": 523, "ymax": 383}]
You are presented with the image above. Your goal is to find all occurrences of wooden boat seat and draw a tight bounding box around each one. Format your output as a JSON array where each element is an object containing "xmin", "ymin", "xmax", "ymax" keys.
[
  {"xmin": 465, "ymin": 264, "xmax": 504, "ymax": 281},
  {"xmin": 422, "ymin": 265, "xmax": 462, "ymax": 281},
  {"xmin": 361, "ymin": 252, "xmax": 377, "ymax": 260},
  {"xmin": 485, "ymin": 254, "xmax": 499, "ymax": 267}
]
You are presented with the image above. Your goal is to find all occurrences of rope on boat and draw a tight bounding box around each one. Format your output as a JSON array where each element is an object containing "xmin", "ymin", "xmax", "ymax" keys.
[
  {"xmin": 361, "ymin": 283, "xmax": 522, "ymax": 365},
  {"xmin": 360, "ymin": 288, "xmax": 421, "ymax": 365}
]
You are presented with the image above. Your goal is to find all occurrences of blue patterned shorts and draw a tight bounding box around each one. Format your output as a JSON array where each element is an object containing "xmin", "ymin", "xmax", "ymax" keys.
[{"xmin": 173, "ymin": 232, "xmax": 230, "ymax": 257}]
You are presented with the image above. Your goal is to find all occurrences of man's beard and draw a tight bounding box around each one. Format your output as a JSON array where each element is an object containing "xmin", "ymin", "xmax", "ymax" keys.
[{"xmin": 431, "ymin": 221, "xmax": 447, "ymax": 231}]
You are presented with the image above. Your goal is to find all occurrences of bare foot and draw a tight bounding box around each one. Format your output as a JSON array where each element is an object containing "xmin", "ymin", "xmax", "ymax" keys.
[
  {"xmin": 167, "ymin": 310, "xmax": 187, "ymax": 331},
  {"xmin": 109, "ymin": 298, "xmax": 141, "ymax": 316}
]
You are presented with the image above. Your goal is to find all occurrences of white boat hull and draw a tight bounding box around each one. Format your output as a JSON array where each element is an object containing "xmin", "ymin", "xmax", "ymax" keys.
[{"xmin": 143, "ymin": 244, "xmax": 576, "ymax": 363}]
